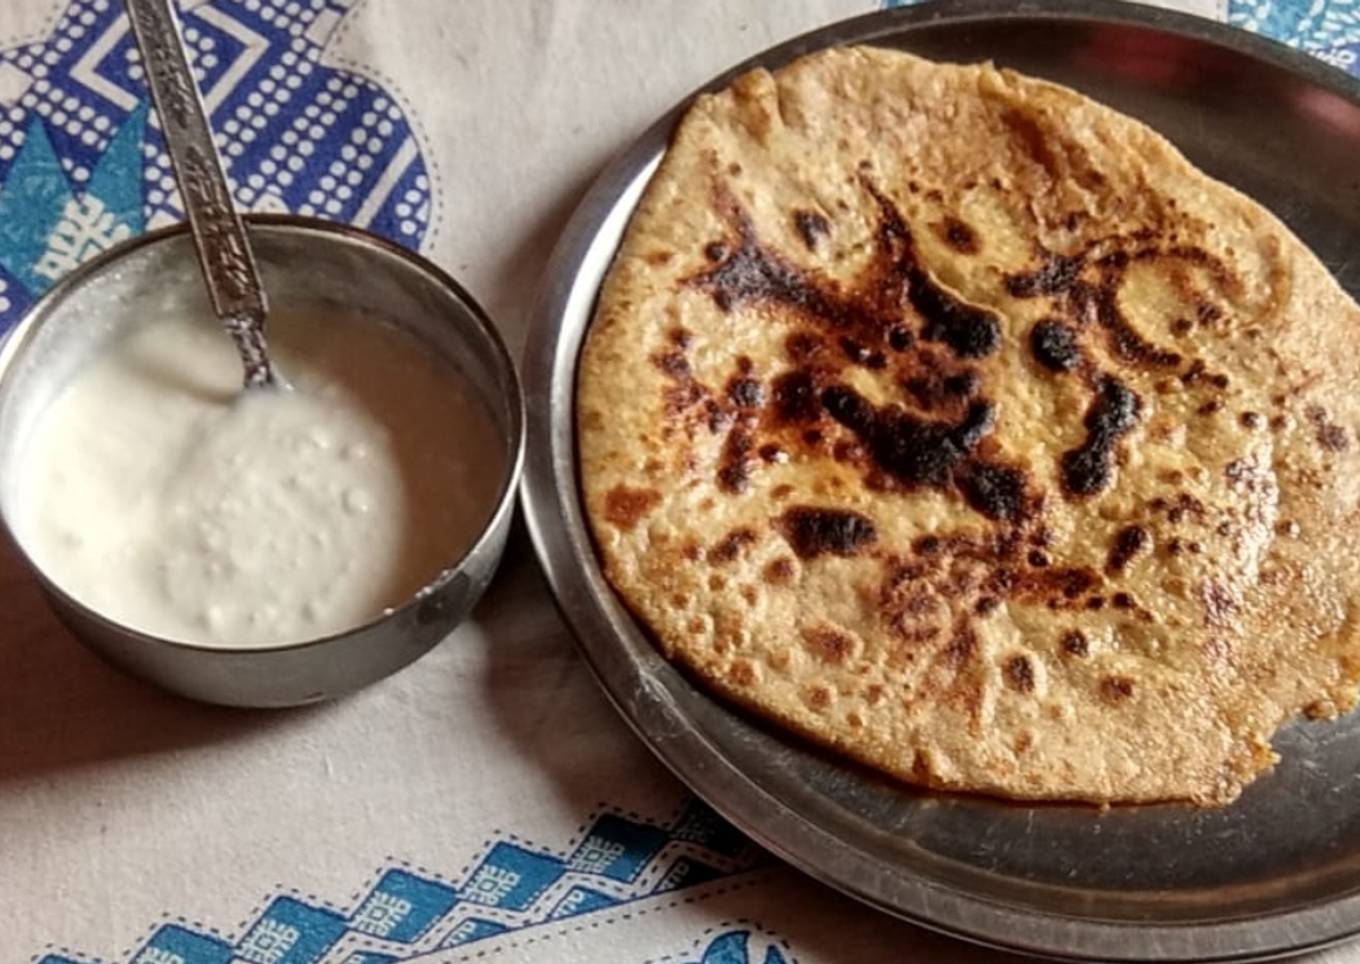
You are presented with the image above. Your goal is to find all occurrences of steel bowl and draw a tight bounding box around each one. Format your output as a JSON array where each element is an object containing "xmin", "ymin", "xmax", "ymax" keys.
[{"xmin": 0, "ymin": 216, "xmax": 524, "ymax": 708}]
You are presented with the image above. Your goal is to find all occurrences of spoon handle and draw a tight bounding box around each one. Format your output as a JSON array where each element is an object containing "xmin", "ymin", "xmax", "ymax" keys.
[{"xmin": 124, "ymin": 0, "xmax": 278, "ymax": 388}]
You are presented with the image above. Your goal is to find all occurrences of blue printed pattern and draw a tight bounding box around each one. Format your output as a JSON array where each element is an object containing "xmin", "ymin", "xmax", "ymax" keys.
[
  {"xmin": 653, "ymin": 928, "xmax": 793, "ymax": 964},
  {"xmin": 1228, "ymin": 0, "xmax": 1360, "ymax": 75},
  {"xmin": 0, "ymin": 0, "xmax": 433, "ymax": 335},
  {"xmin": 883, "ymin": 0, "xmax": 1360, "ymax": 78},
  {"xmin": 33, "ymin": 800, "xmax": 760, "ymax": 964}
]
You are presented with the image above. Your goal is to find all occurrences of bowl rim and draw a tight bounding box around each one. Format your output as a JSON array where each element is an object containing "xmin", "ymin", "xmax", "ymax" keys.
[{"xmin": 0, "ymin": 213, "xmax": 526, "ymax": 655}]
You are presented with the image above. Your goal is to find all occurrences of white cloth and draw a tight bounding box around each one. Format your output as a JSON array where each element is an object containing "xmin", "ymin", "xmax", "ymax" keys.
[{"xmin": 1, "ymin": 2, "xmax": 1357, "ymax": 962}]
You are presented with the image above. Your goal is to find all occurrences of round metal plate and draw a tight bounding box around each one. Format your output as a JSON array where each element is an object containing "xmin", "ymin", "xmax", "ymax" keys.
[{"xmin": 519, "ymin": 3, "xmax": 1360, "ymax": 960}]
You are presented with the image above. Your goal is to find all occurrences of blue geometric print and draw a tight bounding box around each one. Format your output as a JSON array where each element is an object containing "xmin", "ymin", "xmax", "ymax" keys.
[
  {"xmin": 549, "ymin": 886, "xmax": 619, "ymax": 919},
  {"xmin": 32, "ymin": 799, "xmax": 762, "ymax": 964},
  {"xmin": 1228, "ymin": 0, "xmax": 1360, "ymax": 75},
  {"xmin": 237, "ymin": 899, "xmax": 350, "ymax": 964},
  {"xmin": 881, "ymin": 0, "xmax": 1360, "ymax": 78},
  {"xmin": 698, "ymin": 931, "xmax": 754, "ymax": 964},
  {"xmin": 655, "ymin": 856, "xmax": 729, "ymax": 893},
  {"xmin": 568, "ymin": 813, "xmax": 671, "ymax": 881},
  {"xmin": 130, "ymin": 924, "xmax": 235, "ymax": 964},
  {"xmin": 647, "ymin": 928, "xmax": 793, "ymax": 964},
  {"xmin": 0, "ymin": 0, "xmax": 433, "ymax": 335},
  {"xmin": 351, "ymin": 870, "xmax": 458, "ymax": 942},
  {"xmin": 438, "ymin": 917, "xmax": 507, "ymax": 948},
  {"xmin": 460, "ymin": 841, "xmax": 565, "ymax": 911},
  {"xmin": 669, "ymin": 801, "xmax": 751, "ymax": 859},
  {"xmin": 0, "ymin": 101, "xmax": 144, "ymax": 297}
]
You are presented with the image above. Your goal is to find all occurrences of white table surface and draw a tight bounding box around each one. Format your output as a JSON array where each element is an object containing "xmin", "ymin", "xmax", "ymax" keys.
[{"xmin": 1, "ymin": 2, "xmax": 1357, "ymax": 962}]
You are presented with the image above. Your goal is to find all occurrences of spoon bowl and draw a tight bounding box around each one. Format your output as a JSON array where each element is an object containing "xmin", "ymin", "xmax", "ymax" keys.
[
  {"xmin": 0, "ymin": 217, "xmax": 524, "ymax": 707},
  {"xmin": 126, "ymin": 0, "xmax": 284, "ymax": 391}
]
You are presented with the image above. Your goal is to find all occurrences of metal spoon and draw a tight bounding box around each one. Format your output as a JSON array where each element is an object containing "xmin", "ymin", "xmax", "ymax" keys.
[{"xmin": 124, "ymin": 0, "xmax": 283, "ymax": 390}]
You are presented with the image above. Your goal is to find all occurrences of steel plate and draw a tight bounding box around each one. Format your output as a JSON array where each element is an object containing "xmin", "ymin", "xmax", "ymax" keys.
[{"xmin": 520, "ymin": 2, "xmax": 1360, "ymax": 960}]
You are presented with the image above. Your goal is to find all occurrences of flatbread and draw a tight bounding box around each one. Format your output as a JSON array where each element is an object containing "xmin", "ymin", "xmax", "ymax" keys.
[{"xmin": 576, "ymin": 46, "xmax": 1360, "ymax": 805}]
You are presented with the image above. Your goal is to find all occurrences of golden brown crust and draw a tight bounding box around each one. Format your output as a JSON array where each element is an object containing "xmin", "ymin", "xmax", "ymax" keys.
[{"xmin": 576, "ymin": 46, "xmax": 1360, "ymax": 805}]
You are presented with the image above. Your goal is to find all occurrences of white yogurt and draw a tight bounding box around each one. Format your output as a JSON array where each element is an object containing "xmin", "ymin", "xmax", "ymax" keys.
[{"xmin": 13, "ymin": 310, "xmax": 502, "ymax": 647}]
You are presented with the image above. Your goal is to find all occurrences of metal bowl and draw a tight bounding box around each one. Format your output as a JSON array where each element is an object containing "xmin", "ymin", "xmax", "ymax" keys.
[
  {"xmin": 0, "ymin": 216, "xmax": 524, "ymax": 708},
  {"xmin": 520, "ymin": 1, "xmax": 1360, "ymax": 960}
]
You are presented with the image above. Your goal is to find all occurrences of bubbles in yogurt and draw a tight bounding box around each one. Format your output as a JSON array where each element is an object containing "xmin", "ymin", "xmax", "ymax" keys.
[{"xmin": 13, "ymin": 310, "xmax": 502, "ymax": 648}]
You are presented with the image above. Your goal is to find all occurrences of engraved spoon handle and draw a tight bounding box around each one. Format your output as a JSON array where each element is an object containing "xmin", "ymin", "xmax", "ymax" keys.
[{"xmin": 124, "ymin": 0, "xmax": 279, "ymax": 389}]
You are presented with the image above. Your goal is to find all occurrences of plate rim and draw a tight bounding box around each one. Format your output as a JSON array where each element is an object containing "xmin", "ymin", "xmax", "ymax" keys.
[{"xmin": 519, "ymin": 2, "xmax": 1360, "ymax": 960}]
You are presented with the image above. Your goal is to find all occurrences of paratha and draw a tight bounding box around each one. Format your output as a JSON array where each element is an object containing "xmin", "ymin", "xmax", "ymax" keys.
[{"xmin": 576, "ymin": 46, "xmax": 1360, "ymax": 805}]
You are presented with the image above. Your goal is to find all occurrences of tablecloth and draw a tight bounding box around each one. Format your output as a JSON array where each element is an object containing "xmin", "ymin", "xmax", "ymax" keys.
[{"xmin": 1, "ymin": 2, "xmax": 1357, "ymax": 963}]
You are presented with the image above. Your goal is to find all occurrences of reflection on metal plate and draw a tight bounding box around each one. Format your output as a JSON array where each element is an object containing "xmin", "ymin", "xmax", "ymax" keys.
[{"xmin": 521, "ymin": 2, "xmax": 1360, "ymax": 960}]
